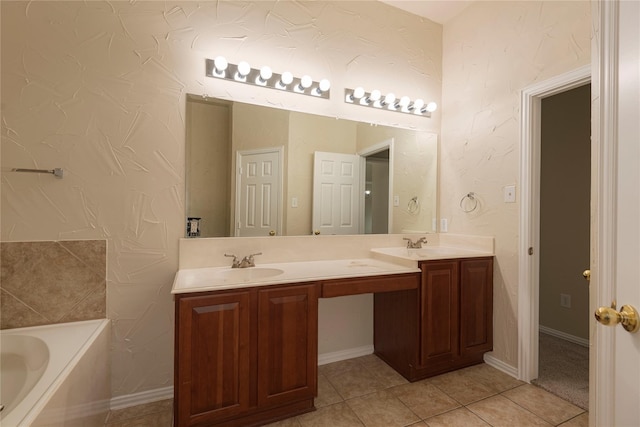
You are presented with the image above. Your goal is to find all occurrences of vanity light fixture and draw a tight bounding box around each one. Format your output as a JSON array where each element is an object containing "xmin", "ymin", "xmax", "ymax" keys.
[
  {"xmin": 344, "ymin": 87, "xmax": 437, "ymax": 117},
  {"xmin": 205, "ymin": 56, "xmax": 331, "ymax": 99}
]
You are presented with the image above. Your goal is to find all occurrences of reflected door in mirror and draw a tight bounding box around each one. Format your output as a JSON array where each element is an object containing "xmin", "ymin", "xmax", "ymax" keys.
[{"xmin": 236, "ymin": 148, "xmax": 282, "ymax": 237}]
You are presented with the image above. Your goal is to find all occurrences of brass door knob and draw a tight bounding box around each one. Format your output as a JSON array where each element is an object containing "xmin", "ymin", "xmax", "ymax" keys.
[
  {"xmin": 583, "ymin": 269, "xmax": 591, "ymax": 281},
  {"xmin": 269, "ymin": 230, "xmax": 276, "ymax": 236},
  {"xmin": 594, "ymin": 301, "xmax": 639, "ymax": 333},
  {"xmin": 313, "ymin": 230, "xmax": 320, "ymax": 235}
]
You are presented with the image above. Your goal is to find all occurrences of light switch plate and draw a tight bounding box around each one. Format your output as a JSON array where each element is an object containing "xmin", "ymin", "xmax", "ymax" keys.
[
  {"xmin": 440, "ymin": 218, "xmax": 448, "ymax": 233},
  {"xmin": 504, "ymin": 185, "xmax": 516, "ymax": 203},
  {"xmin": 393, "ymin": 195, "xmax": 400, "ymax": 207}
]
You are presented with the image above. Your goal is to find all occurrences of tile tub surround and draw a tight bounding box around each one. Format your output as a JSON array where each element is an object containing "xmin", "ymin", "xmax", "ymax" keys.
[{"xmin": 0, "ymin": 240, "xmax": 106, "ymax": 329}]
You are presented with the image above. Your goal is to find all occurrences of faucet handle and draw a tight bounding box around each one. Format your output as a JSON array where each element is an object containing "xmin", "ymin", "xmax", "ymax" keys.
[
  {"xmin": 224, "ymin": 253, "xmax": 240, "ymax": 268},
  {"xmin": 246, "ymin": 252, "xmax": 262, "ymax": 263}
]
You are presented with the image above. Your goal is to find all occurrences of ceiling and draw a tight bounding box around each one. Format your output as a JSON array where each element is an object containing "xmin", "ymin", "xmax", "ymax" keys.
[{"xmin": 378, "ymin": 0, "xmax": 474, "ymax": 24}]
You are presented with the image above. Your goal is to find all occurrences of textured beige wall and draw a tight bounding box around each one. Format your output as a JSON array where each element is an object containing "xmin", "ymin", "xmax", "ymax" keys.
[
  {"xmin": 441, "ymin": 1, "xmax": 591, "ymax": 366},
  {"xmin": 539, "ymin": 85, "xmax": 590, "ymax": 340},
  {"xmin": 1, "ymin": 1, "xmax": 442, "ymax": 397}
]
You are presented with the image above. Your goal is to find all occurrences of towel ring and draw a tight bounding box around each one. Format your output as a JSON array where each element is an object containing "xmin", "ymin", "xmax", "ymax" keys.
[
  {"xmin": 460, "ymin": 192, "xmax": 478, "ymax": 213},
  {"xmin": 407, "ymin": 196, "xmax": 420, "ymax": 214}
]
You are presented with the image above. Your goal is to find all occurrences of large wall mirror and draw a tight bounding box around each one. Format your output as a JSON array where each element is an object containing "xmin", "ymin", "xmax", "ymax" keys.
[{"xmin": 186, "ymin": 94, "xmax": 438, "ymax": 237}]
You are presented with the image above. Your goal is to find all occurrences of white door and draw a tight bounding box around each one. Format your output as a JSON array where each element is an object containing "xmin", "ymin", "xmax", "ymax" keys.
[
  {"xmin": 594, "ymin": 1, "xmax": 640, "ymax": 425},
  {"xmin": 312, "ymin": 152, "xmax": 360, "ymax": 235},
  {"xmin": 236, "ymin": 148, "xmax": 282, "ymax": 237}
]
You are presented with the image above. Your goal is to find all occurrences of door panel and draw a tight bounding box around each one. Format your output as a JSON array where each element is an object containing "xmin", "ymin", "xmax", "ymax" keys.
[
  {"xmin": 257, "ymin": 284, "xmax": 318, "ymax": 407},
  {"xmin": 420, "ymin": 261, "xmax": 459, "ymax": 366},
  {"xmin": 460, "ymin": 258, "xmax": 493, "ymax": 355},
  {"xmin": 176, "ymin": 292, "xmax": 251, "ymax": 426},
  {"xmin": 610, "ymin": 1, "xmax": 640, "ymax": 423},
  {"xmin": 237, "ymin": 149, "xmax": 281, "ymax": 237},
  {"xmin": 312, "ymin": 151, "xmax": 360, "ymax": 235}
]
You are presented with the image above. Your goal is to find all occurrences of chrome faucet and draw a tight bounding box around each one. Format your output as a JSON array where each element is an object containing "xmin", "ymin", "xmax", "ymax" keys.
[
  {"xmin": 225, "ymin": 252, "xmax": 262, "ymax": 268},
  {"xmin": 403, "ymin": 237, "xmax": 427, "ymax": 249}
]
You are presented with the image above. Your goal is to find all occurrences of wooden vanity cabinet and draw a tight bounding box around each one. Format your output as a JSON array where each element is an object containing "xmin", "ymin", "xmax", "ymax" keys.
[
  {"xmin": 174, "ymin": 283, "xmax": 319, "ymax": 427},
  {"xmin": 374, "ymin": 257, "xmax": 493, "ymax": 381}
]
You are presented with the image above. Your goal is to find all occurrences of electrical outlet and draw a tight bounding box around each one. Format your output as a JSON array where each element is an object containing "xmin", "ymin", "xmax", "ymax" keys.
[
  {"xmin": 504, "ymin": 185, "xmax": 516, "ymax": 203},
  {"xmin": 560, "ymin": 293, "xmax": 572, "ymax": 308}
]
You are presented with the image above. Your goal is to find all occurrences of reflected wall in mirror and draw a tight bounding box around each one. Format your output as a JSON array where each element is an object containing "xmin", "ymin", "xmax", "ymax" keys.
[{"xmin": 185, "ymin": 94, "xmax": 438, "ymax": 237}]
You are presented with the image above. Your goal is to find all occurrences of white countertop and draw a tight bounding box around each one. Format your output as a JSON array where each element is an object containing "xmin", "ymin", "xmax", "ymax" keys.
[
  {"xmin": 172, "ymin": 258, "xmax": 421, "ymax": 294},
  {"xmin": 371, "ymin": 246, "xmax": 495, "ymax": 262}
]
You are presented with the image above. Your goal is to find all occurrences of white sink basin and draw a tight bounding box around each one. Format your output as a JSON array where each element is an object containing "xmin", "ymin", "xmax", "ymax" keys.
[{"xmin": 216, "ymin": 267, "xmax": 285, "ymax": 282}]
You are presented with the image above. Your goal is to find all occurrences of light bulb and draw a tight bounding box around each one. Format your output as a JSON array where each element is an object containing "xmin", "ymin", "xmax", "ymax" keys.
[
  {"xmin": 363, "ymin": 89, "xmax": 381, "ymax": 105},
  {"xmin": 300, "ymin": 75, "xmax": 312, "ymax": 89},
  {"xmin": 353, "ymin": 87, "xmax": 365, "ymax": 99},
  {"xmin": 256, "ymin": 65, "xmax": 272, "ymax": 85},
  {"xmin": 382, "ymin": 93, "xmax": 396, "ymax": 107},
  {"xmin": 281, "ymin": 71, "xmax": 293, "ymax": 84},
  {"xmin": 412, "ymin": 99, "xmax": 424, "ymax": 112},
  {"xmin": 296, "ymin": 75, "xmax": 313, "ymax": 92},
  {"xmin": 213, "ymin": 56, "xmax": 228, "ymax": 77},
  {"xmin": 314, "ymin": 79, "xmax": 331, "ymax": 96},
  {"xmin": 235, "ymin": 61, "xmax": 250, "ymax": 81},
  {"xmin": 425, "ymin": 102, "xmax": 438, "ymax": 113}
]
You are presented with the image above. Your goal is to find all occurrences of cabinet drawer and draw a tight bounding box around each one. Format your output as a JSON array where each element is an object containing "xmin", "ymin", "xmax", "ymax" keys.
[{"xmin": 321, "ymin": 273, "xmax": 419, "ymax": 297}]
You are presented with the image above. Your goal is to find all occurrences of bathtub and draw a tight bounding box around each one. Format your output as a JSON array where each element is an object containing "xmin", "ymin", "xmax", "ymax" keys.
[{"xmin": 1, "ymin": 319, "xmax": 110, "ymax": 426}]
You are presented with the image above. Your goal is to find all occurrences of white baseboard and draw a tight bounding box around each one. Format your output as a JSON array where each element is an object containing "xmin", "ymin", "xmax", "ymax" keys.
[
  {"xmin": 110, "ymin": 346, "xmax": 374, "ymax": 410},
  {"xmin": 318, "ymin": 345, "xmax": 374, "ymax": 366},
  {"xmin": 110, "ymin": 386, "xmax": 174, "ymax": 411},
  {"xmin": 539, "ymin": 325, "xmax": 589, "ymax": 347},
  {"xmin": 483, "ymin": 352, "xmax": 518, "ymax": 379}
]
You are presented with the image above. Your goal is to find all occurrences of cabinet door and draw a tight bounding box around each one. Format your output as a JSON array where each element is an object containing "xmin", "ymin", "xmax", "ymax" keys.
[
  {"xmin": 176, "ymin": 291, "xmax": 252, "ymax": 426},
  {"xmin": 257, "ymin": 283, "xmax": 318, "ymax": 407},
  {"xmin": 459, "ymin": 258, "xmax": 493, "ymax": 356},
  {"xmin": 419, "ymin": 261, "xmax": 459, "ymax": 367}
]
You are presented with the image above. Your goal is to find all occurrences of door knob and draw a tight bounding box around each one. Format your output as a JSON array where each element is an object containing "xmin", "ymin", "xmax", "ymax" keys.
[
  {"xmin": 594, "ymin": 301, "xmax": 639, "ymax": 333},
  {"xmin": 582, "ymin": 269, "xmax": 591, "ymax": 281},
  {"xmin": 313, "ymin": 230, "xmax": 320, "ymax": 235},
  {"xmin": 269, "ymin": 230, "xmax": 276, "ymax": 236}
]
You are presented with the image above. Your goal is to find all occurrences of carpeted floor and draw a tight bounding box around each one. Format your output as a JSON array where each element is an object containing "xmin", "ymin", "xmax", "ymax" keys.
[{"xmin": 532, "ymin": 332, "xmax": 589, "ymax": 410}]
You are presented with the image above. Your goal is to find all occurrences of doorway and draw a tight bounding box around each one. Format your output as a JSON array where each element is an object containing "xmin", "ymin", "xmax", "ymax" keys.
[
  {"xmin": 359, "ymin": 139, "xmax": 394, "ymax": 235},
  {"xmin": 364, "ymin": 149, "xmax": 390, "ymax": 234},
  {"xmin": 518, "ymin": 65, "xmax": 590, "ymax": 386},
  {"xmin": 532, "ymin": 84, "xmax": 591, "ymax": 409}
]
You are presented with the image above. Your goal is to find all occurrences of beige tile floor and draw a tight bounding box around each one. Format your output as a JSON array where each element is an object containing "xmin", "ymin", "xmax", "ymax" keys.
[{"xmin": 104, "ymin": 355, "xmax": 588, "ymax": 427}]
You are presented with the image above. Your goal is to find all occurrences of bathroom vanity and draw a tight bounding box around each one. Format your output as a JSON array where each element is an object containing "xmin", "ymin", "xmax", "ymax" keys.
[{"xmin": 172, "ymin": 237, "xmax": 493, "ymax": 427}]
